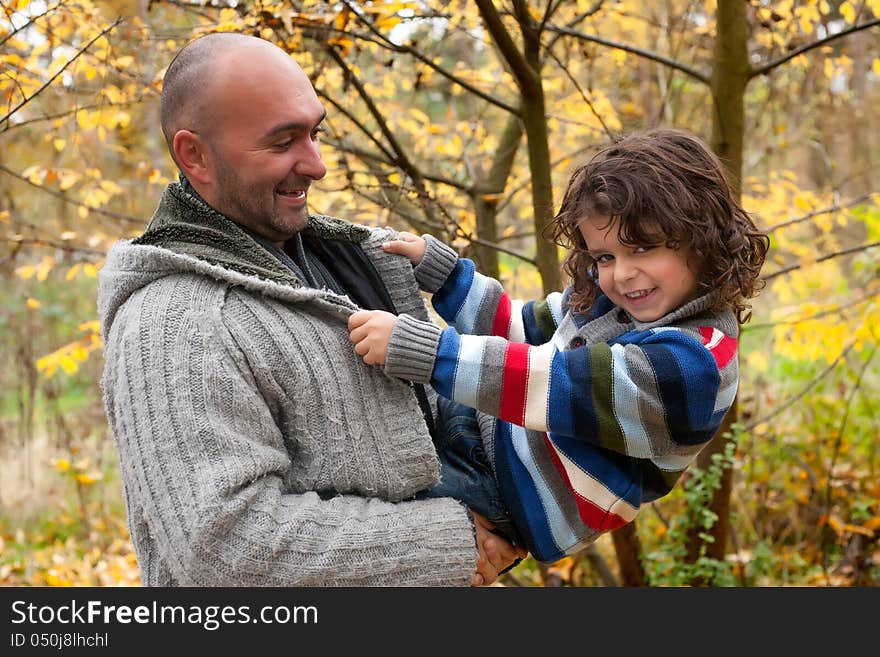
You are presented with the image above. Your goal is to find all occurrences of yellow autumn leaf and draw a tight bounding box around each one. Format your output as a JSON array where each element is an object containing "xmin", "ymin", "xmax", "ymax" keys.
[
  {"xmin": 53, "ymin": 458, "xmax": 71, "ymax": 472},
  {"xmin": 35, "ymin": 256, "xmax": 54, "ymax": 282},
  {"xmin": 100, "ymin": 179, "xmax": 123, "ymax": 195},
  {"xmin": 0, "ymin": 210, "xmax": 8, "ymax": 223},
  {"xmin": 44, "ymin": 572, "xmax": 73, "ymax": 587},
  {"xmin": 58, "ymin": 171, "xmax": 79, "ymax": 190},
  {"xmin": 546, "ymin": 556, "xmax": 576, "ymax": 581},
  {"xmin": 52, "ymin": 138, "xmax": 66, "ymax": 152},
  {"xmin": 69, "ymin": 346, "xmax": 89, "ymax": 362},
  {"xmin": 16, "ymin": 264, "xmax": 35, "ymax": 280},
  {"xmin": 843, "ymin": 524, "xmax": 874, "ymax": 538},
  {"xmin": 75, "ymin": 472, "xmax": 102, "ymax": 485},
  {"xmin": 746, "ymin": 351, "xmax": 769, "ymax": 373},
  {"xmin": 79, "ymin": 320, "xmax": 101, "ymax": 333},
  {"xmin": 407, "ymin": 108, "xmax": 430, "ymax": 124},
  {"xmin": 798, "ymin": 253, "xmax": 818, "ymax": 269},
  {"xmin": 25, "ymin": 298, "xmax": 41, "ymax": 309},
  {"xmin": 22, "ymin": 165, "xmax": 43, "ymax": 184},
  {"xmin": 58, "ymin": 356, "xmax": 78, "ymax": 375}
]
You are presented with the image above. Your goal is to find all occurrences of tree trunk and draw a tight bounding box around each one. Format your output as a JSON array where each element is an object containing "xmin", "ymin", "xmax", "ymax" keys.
[
  {"xmin": 683, "ymin": 0, "xmax": 749, "ymax": 573},
  {"xmin": 472, "ymin": 114, "xmax": 523, "ymax": 279},
  {"xmin": 611, "ymin": 522, "xmax": 647, "ymax": 586}
]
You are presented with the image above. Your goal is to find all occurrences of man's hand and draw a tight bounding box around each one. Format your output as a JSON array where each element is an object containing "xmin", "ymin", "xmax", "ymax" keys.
[
  {"xmin": 471, "ymin": 510, "xmax": 528, "ymax": 586},
  {"xmin": 381, "ymin": 231, "xmax": 428, "ymax": 265},
  {"xmin": 348, "ymin": 310, "xmax": 398, "ymax": 365}
]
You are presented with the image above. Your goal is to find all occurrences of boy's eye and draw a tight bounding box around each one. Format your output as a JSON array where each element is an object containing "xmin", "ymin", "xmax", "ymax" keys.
[
  {"xmin": 594, "ymin": 254, "xmax": 613, "ymax": 264},
  {"xmin": 634, "ymin": 245, "xmax": 656, "ymax": 254}
]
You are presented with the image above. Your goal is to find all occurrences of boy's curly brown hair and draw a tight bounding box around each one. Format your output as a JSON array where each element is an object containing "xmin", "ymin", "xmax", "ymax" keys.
[{"xmin": 545, "ymin": 128, "xmax": 770, "ymax": 323}]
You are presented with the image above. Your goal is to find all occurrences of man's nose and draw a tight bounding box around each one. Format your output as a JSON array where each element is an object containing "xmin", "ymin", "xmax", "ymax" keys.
[{"xmin": 295, "ymin": 141, "xmax": 327, "ymax": 180}]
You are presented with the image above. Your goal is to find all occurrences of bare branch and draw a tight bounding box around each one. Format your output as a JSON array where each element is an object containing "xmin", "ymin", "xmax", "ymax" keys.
[
  {"xmin": 1, "ymin": 97, "xmax": 147, "ymax": 133},
  {"xmin": 744, "ymin": 290, "xmax": 880, "ymax": 333},
  {"xmin": 337, "ymin": 0, "xmax": 519, "ymax": 115},
  {"xmin": 474, "ymin": 0, "xmax": 538, "ymax": 95},
  {"xmin": 743, "ymin": 341, "xmax": 856, "ymax": 433},
  {"xmin": 543, "ymin": 23, "xmax": 710, "ymax": 85},
  {"xmin": 762, "ymin": 240, "xmax": 880, "ymax": 282},
  {"xmin": 544, "ymin": 47, "xmax": 616, "ymax": 140},
  {"xmin": 2, "ymin": 235, "xmax": 105, "ymax": 257},
  {"xmin": 0, "ymin": 0, "xmax": 57, "ymax": 48},
  {"xmin": 750, "ymin": 18, "xmax": 880, "ymax": 78},
  {"xmin": 0, "ymin": 163, "xmax": 144, "ymax": 225},
  {"xmin": 762, "ymin": 192, "xmax": 875, "ymax": 233}
]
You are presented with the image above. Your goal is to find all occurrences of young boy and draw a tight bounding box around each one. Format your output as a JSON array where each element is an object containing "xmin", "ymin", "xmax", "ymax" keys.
[{"xmin": 348, "ymin": 128, "xmax": 769, "ymax": 563}]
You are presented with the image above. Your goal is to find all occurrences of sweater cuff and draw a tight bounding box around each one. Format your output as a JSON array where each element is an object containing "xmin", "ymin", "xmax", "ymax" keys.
[
  {"xmin": 385, "ymin": 313, "xmax": 442, "ymax": 384},
  {"xmin": 412, "ymin": 235, "xmax": 458, "ymax": 293}
]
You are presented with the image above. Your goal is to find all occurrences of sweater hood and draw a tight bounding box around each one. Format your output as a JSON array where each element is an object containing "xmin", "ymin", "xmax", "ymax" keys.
[{"xmin": 98, "ymin": 182, "xmax": 369, "ymax": 343}]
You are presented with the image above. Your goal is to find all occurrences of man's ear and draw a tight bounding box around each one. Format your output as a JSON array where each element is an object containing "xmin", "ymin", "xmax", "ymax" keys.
[{"xmin": 171, "ymin": 130, "xmax": 211, "ymax": 185}]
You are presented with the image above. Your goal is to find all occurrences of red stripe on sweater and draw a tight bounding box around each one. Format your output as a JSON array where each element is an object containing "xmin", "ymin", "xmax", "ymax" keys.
[
  {"xmin": 699, "ymin": 326, "xmax": 738, "ymax": 369},
  {"xmin": 498, "ymin": 342, "xmax": 530, "ymax": 425},
  {"xmin": 491, "ymin": 292, "xmax": 512, "ymax": 337},
  {"xmin": 543, "ymin": 434, "xmax": 630, "ymax": 532}
]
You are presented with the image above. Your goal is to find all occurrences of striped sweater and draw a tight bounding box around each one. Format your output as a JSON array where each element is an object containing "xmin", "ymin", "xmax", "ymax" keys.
[{"xmin": 385, "ymin": 236, "xmax": 739, "ymax": 563}]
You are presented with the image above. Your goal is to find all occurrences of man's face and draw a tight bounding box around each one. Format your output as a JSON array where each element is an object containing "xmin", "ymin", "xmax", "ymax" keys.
[{"xmin": 200, "ymin": 47, "xmax": 327, "ymax": 245}]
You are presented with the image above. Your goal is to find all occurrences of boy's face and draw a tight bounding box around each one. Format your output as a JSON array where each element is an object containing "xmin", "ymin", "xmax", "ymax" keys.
[{"xmin": 578, "ymin": 215, "xmax": 700, "ymax": 322}]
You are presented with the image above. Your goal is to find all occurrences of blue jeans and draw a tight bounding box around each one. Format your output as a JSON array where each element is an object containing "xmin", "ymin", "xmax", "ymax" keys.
[{"xmin": 417, "ymin": 396, "xmax": 522, "ymax": 547}]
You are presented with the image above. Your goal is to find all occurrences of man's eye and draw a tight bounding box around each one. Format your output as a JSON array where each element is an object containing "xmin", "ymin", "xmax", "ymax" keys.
[
  {"xmin": 273, "ymin": 139, "xmax": 293, "ymax": 150},
  {"xmin": 311, "ymin": 127, "xmax": 325, "ymax": 140}
]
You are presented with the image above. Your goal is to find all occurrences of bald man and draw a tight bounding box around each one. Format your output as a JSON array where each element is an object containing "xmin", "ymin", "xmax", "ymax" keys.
[{"xmin": 98, "ymin": 33, "xmax": 525, "ymax": 586}]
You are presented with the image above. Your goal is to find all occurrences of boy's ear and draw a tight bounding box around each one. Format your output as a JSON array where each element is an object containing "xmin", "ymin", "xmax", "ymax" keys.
[{"xmin": 171, "ymin": 129, "xmax": 211, "ymax": 185}]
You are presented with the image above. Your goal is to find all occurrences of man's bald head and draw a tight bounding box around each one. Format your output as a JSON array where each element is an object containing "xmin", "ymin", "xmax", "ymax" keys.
[{"xmin": 159, "ymin": 33, "xmax": 306, "ymax": 161}]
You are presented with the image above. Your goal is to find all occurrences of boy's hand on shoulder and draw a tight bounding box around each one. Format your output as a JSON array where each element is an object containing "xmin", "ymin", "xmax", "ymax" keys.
[
  {"xmin": 382, "ymin": 231, "xmax": 428, "ymax": 265},
  {"xmin": 348, "ymin": 310, "xmax": 398, "ymax": 366}
]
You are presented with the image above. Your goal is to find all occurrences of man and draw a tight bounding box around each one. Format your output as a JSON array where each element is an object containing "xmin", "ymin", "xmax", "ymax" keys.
[{"xmin": 98, "ymin": 33, "xmax": 524, "ymax": 586}]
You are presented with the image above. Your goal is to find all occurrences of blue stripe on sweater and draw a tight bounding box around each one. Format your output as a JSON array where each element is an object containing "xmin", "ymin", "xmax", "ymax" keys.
[
  {"xmin": 432, "ymin": 259, "xmax": 474, "ymax": 325},
  {"xmin": 493, "ymin": 421, "xmax": 564, "ymax": 563},
  {"xmin": 640, "ymin": 335, "xmax": 720, "ymax": 444},
  {"xmin": 547, "ymin": 349, "xmax": 574, "ymax": 438},
  {"xmin": 432, "ymin": 327, "xmax": 461, "ymax": 400},
  {"xmin": 559, "ymin": 346, "xmax": 600, "ymax": 444},
  {"xmin": 522, "ymin": 301, "xmax": 545, "ymax": 345}
]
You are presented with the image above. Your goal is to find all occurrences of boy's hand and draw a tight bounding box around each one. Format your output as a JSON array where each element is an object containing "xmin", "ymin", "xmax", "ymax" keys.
[
  {"xmin": 471, "ymin": 511, "xmax": 528, "ymax": 586},
  {"xmin": 382, "ymin": 231, "xmax": 428, "ymax": 265},
  {"xmin": 348, "ymin": 310, "xmax": 398, "ymax": 365}
]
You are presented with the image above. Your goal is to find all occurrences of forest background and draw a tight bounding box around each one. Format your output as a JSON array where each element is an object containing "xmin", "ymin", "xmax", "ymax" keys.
[{"xmin": 1, "ymin": 0, "xmax": 878, "ymax": 587}]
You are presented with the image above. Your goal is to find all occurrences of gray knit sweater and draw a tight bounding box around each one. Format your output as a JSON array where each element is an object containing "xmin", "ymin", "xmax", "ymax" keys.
[{"xmin": 98, "ymin": 183, "xmax": 477, "ymax": 586}]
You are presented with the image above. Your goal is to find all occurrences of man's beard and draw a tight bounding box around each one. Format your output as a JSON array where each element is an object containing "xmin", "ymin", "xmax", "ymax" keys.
[{"xmin": 213, "ymin": 161, "xmax": 275, "ymax": 229}]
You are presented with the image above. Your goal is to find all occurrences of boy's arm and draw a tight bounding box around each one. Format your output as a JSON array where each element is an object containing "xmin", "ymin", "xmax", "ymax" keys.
[
  {"xmin": 416, "ymin": 236, "xmax": 564, "ymax": 345},
  {"xmin": 385, "ymin": 319, "xmax": 736, "ymax": 461}
]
